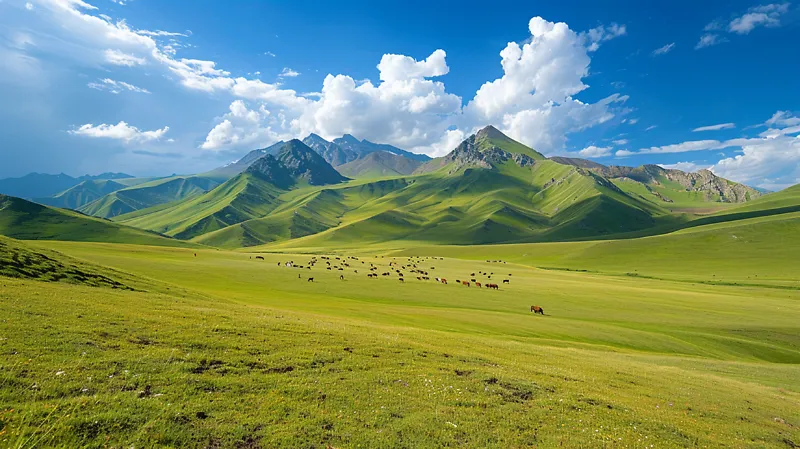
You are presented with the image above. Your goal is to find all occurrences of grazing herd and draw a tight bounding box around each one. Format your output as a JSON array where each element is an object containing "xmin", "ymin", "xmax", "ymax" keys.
[{"xmin": 250, "ymin": 254, "xmax": 546, "ymax": 315}]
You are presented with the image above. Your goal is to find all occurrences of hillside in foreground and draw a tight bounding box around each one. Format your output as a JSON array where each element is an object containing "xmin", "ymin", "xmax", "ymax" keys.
[{"xmin": 2, "ymin": 238, "xmax": 796, "ymax": 447}]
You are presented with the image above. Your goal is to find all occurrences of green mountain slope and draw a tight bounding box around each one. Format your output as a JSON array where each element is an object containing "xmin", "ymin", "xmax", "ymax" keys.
[
  {"xmin": 117, "ymin": 140, "xmax": 347, "ymax": 242},
  {"xmin": 0, "ymin": 194, "xmax": 191, "ymax": 247},
  {"xmin": 336, "ymin": 151, "xmax": 423, "ymax": 178},
  {"xmin": 246, "ymin": 127, "xmax": 674, "ymax": 251},
  {"xmin": 79, "ymin": 176, "xmax": 220, "ymax": 219},
  {"xmin": 113, "ymin": 126, "xmax": 769, "ymax": 250},
  {"xmin": 36, "ymin": 179, "xmax": 126, "ymax": 209}
]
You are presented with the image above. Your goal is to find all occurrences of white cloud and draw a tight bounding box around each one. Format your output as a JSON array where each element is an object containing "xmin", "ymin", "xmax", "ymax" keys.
[
  {"xmin": 729, "ymin": 3, "xmax": 790, "ymax": 34},
  {"xmin": 200, "ymin": 100, "xmax": 290, "ymax": 151},
  {"xmin": 136, "ymin": 29, "xmax": 188, "ymax": 37},
  {"xmin": 659, "ymin": 162, "xmax": 707, "ymax": 173},
  {"xmin": 582, "ymin": 22, "xmax": 627, "ymax": 52},
  {"xmin": 652, "ymin": 43, "xmax": 675, "ymax": 56},
  {"xmin": 69, "ymin": 121, "xmax": 169, "ymax": 143},
  {"xmin": 695, "ymin": 33, "xmax": 727, "ymax": 49},
  {"xmin": 25, "ymin": 2, "xmax": 34, "ymax": 10},
  {"xmin": 18, "ymin": 3, "xmax": 629, "ymax": 158},
  {"xmin": 579, "ymin": 145, "xmax": 612, "ymax": 158},
  {"xmin": 104, "ymin": 49, "xmax": 146, "ymax": 66},
  {"xmin": 461, "ymin": 17, "xmax": 629, "ymax": 155},
  {"xmin": 693, "ymin": 122, "xmax": 735, "ymax": 132},
  {"xmin": 765, "ymin": 110, "xmax": 800, "ymax": 128},
  {"xmin": 626, "ymin": 118, "xmax": 639, "ymax": 125},
  {"xmin": 711, "ymin": 135, "xmax": 800, "ymax": 189},
  {"xmin": 279, "ymin": 67, "xmax": 300, "ymax": 78},
  {"xmin": 377, "ymin": 49, "xmax": 448, "ymax": 81},
  {"xmin": 645, "ymin": 125, "xmax": 658, "ymax": 131},
  {"xmin": 612, "ymin": 139, "xmax": 629, "ymax": 145},
  {"xmin": 87, "ymin": 78, "xmax": 149, "ymax": 94},
  {"xmin": 621, "ymin": 111, "xmax": 800, "ymax": 189},
  {"xmin": 263, "ymin": 51, "xmax": 276, "ymax": 57}
]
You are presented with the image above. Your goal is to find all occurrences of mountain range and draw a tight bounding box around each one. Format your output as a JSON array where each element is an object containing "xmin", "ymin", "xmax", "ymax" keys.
[{"xmin": 0, "ymin": 126, "xmax": 778, "ymax": 250}]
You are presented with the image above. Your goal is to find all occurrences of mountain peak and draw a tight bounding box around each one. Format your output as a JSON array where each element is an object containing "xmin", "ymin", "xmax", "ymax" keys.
[
  {"xmin": 475, "ymin": 125, "xmax": 505, "ymax": 140},
  {"xmin": 304, "ymin": 133, "xmax": 329, "ymax": 143},
  {"xmin": 337, "ymin": 134, "xmax": 362, "ymax": 144}
]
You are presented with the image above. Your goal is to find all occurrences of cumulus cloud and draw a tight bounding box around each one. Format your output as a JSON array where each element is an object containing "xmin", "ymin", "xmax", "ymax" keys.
[
  {"xmin": 579, "ymin": 145, "xmax": 612, "ymax": 158},
  {"xmin": 461, "ymin": 17, "xmax": 629, "ymax": 154},
  {"xmin": 69, "ymin": 121, "xmax": 169, "ymax": 143},
  {"xmin": 652, "ymin": 43, "xmax": 675, "ymax": 56},
  {"xmin": 87, "ymin": 78, "xmax": 150, "ymax": 94},
  {"xmin": 200, "ymin": 100, "xmax": 289, "ymax": 150},
  {"xmin": 693, "ymin": 123, "xmax": 735, "ymax": 132},
  {"xmin": 19, "ymin": 3, "xmax": 629, "ymax": 159}
]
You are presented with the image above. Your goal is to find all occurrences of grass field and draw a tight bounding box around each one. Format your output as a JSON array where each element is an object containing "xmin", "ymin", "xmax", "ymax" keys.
[{"xmin": 1, "ymin": 238, "xmax": 798, "ymax": 447}]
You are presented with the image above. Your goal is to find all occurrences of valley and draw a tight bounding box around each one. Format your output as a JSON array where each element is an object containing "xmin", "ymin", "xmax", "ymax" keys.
[{"xmin": 1, "ymin": 127, "xmax": 798, "ymax": 448}]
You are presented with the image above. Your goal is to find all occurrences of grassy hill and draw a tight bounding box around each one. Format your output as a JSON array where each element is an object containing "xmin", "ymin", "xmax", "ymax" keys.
[
  {"xmin": 0, "ymin": 194, "xmax": 194, "ymax": 247},
  {"xmin": 0, "ymin": 235, "xmax": 134, "ymax": 288},
  {"xmin": 79, "ymin": 175, "xmax": 220, "ymax": 219},
  {"xmin": 36, "ymin": 178, "xmax": 127, "ymax": 210}
]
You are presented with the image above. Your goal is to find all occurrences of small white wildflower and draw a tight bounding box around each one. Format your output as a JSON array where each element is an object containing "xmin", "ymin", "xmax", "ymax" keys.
[{"xmin": 55, "ymin": 371, "xmax": 65, "ymax": 376}]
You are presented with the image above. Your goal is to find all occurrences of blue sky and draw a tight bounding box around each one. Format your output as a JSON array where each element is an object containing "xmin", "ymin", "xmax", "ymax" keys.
[{"xmin": 1, "ymin": 0, "xmax": 798, "ymax": 189}]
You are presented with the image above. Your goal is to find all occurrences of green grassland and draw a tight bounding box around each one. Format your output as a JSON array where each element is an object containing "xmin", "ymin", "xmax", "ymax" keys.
[
  {"xmin": 1, "ymin": 238, "xmax": 798, "ymax": 447},
  {"xmin": 397, "ymin": 210, "xmax": 800, "ymax": 287}
]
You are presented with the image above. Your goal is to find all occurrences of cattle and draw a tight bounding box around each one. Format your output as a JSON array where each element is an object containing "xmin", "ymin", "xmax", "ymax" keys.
[
  {"xmin": 308, "ymin": 278, "xmax": 314, "ymax": 282},
  {"xmin": 399, "ymin": 278, "xmax": 404, "ymax": 282},
  {"xmin": 255, "ymin": 256, "xmax": 265, "ymax": 260},
  {"xmin": 471, "ymin": 279, "xmax": 476, "ymax": 283},
  {"xmin": 462, "ymin": 281, "xmax": 470, "ymax": 287},
  {"xmin": 194, "ymin": 253, "xmax": 197, "ymax": 257},
  {"xmin": 486, "ymin": 283, "xmax": 499, "ymax": 290},
  {"xmin": 456, "ymin": 279, "xmax": 461, "ymax": 284},
  {"xmin": 531, "ymin": 305, "xmax": 544, "ymax": 315},
  {"xmin": 441, "ymin": 278, "xmax": 448, "ymax": 284},
  {"xmin": 340, "ymin": 275, "xmax": 345, "ymax": 280},
  {"xmin": 475, "ymin": 282, "xmax": 481, "ymax": 288},
  {"xmin": 470, "ymin": 272, "xmax": 475, "ymax": 276},
  {"xmin": 503, "ymin": 279, "xmax": 510, "ymax": 284}
]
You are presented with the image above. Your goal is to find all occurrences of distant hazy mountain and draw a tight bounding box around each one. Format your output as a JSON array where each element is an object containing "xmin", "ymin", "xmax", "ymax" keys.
[
  {"xmin": 0, "ymin": 172, "xmax": 132, "ymax": 199},
  {"xmin": 79, "ymin": 176, "xmax": 220, "ymax": 219},
  {"xmin": 302, "ymin": 133, "xmax": 359, "ymax": 166},
  {"xmin": 336, "ymin": 151, "xmax": 423, "ymax": 178},
  {"xmin": 332, "ymin": 134, "xmax": 431, "ymax": 162},
  {"xmin": 35, "ymin": 179, "xmax": 127, "ymax": 210}
]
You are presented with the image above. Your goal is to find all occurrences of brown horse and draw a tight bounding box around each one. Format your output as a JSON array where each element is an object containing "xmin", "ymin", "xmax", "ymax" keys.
[
  {"xmin": 441, "ymin": 278, "xmax": 448, "ymax": 284},
  {"xmin": 462, "ymin": 281, "xmax": 470, "ymax": 287},
  {"xmin": 531, "ymin": 305, "xmax": 544, "ymax": 315}
]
